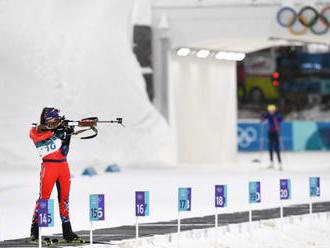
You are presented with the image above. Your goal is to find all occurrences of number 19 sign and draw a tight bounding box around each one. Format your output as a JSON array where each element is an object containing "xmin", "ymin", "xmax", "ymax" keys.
[
  {"xmin": 135, "ymin": 191, "xmax": 150, "ymax": 217},
  {"xmin": 38, "ymin": 199, "xmax": 54, "ymax": 227},
  {"xmin": 215, "ymin": 185, "xmax": 227, "ymax": 208},
  {"xmin": 249, "ymin": 181, "xmax": 261, "ymax": 203},
  {"xmin": 89, "ymin": 194, "xmax": 105, "ymax": 221},
  {"xmin": 178, "ymin": 187, "xmax": 191, "ymax": 211}
]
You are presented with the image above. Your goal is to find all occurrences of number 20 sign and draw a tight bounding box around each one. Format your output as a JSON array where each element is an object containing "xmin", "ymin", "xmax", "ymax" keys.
[
  {"xmin": 89, "ymin": 194, "xmax": 105, "ymax": 221},
  {"xmin": 280, "ymin": 179, "xmax": 291, "ymax": 200}
]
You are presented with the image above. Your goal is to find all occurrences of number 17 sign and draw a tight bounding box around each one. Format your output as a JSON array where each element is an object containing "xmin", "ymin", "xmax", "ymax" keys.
[{"xmin": 178, "ymin": 187, "xmax": 191, "ymax": 211}]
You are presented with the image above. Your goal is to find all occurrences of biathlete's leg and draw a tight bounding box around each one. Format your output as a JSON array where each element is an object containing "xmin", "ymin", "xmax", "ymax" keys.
[
  {"xmin": 30, "ymin": 164, "xmax": 58, "ymax": 240},
  {"xmin": 56, "ymin": 163, "xmax": 71, "ymax": 223},
  {"xmin": 32, "ymin": 164, "xmax": 58, "ymax": 224},
  {"xmin": 57, "ymin": 163, "xmax": 79, "ymax": 241}
]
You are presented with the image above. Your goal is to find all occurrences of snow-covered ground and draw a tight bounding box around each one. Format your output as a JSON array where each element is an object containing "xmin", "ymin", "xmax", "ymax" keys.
[
  {"xmin": 112, "ymin": 214, "xmax": 330, "ymax": 248},
  {"xmin": 0, "ymin": 152, "xmax": 329, "ymax": 247}
]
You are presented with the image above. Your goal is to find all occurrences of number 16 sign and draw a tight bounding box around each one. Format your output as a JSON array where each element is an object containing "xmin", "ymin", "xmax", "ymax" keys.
[{"xmin": 135, "ymin": 191, "xmax": 150, "ymax": 217}]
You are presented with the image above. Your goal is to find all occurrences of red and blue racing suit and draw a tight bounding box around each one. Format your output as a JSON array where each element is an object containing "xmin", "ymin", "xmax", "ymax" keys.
[{"xmin": 30, "ymin": 126, "xmax": 73, "ymax": 225}]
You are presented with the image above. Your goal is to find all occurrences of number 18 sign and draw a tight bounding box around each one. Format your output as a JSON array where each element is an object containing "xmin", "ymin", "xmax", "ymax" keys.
[
  {"xmin": 135, "ymin": 191, "xmax": 150, "ymax": 217},
  {"xmin": 89, "ymin": 194, "xmax": 105, "ymax": 221},
  {"xmin": 38, "ymin": 199, "xmax": 54, "ymax": 227},
  {"xmin": 215, "ymin": 185, "xmax": 227, "ymax": 208},
  {"xmin": 178, "ymin": 187, "xmax": 191, "ymax": 211},
  {"xmin": 249, "ymin": 181, "xmax": 261, "ymax": 203}
]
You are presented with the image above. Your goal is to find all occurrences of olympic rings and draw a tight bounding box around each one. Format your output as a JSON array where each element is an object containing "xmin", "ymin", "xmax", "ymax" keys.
[{"xmin": 277, "ymin": 6, "xmax": 330, "ymax": 35}]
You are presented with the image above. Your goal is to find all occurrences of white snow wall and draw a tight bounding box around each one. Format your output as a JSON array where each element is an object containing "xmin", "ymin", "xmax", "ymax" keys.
[
  {"xmin": 169, "ymin": 55, "xmax": 237, "ymax": 165},
  {"xmin": 0, "ymin": 0, "xmax": 175, "ymax": 169}
]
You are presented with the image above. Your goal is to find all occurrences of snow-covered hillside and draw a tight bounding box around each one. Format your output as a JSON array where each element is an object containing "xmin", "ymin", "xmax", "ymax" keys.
[{"xmin": 0, "ymin": 0, "xmax": 175, "ymax": 170}]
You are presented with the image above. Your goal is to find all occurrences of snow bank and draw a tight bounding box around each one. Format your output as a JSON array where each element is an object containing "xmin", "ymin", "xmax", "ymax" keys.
[
  {"xmin": 0, "ymin": 0, "xmax": 175, "ymax": 169},
  {"xmin": 115, "ymin": 213, "xmax": 330, "ymax": 248}
]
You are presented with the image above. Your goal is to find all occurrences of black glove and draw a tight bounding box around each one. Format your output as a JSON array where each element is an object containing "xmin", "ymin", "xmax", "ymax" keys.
[{"xmin": 65, "ymin": 126, "xmax": 75, "ymax": 135}]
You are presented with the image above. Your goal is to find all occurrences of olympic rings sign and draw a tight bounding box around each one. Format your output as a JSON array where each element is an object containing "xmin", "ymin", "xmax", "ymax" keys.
[
  {"xmin": 276, "ymin": 6, "xmax": 330, "ymax": 35},
  {"xmin": 238, "ymin": 126, "xmax": 258, "ymax": 148}
]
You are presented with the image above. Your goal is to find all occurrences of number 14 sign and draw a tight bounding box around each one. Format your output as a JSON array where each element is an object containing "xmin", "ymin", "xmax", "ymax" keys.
[{"xmin": 38, "ymin": 199, "xmax": 54, "ymax": 227}]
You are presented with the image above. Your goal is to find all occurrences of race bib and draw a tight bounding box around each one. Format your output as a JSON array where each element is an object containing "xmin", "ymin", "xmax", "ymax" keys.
[{"xmin": 36, "ymin": 136, "xmax": 62, "ymax": 158}]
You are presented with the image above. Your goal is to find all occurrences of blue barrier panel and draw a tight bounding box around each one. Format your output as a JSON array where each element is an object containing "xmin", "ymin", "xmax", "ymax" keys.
[
  {"xmin": 238, "ymin": 122, "xmax": 293, "ymax": 151},
  {"xmin": 238, "ymin": 121, "xmax": 330, "ymax": 151},
  {"xmin": 292, "ymin": 121, "xmax": 319, "ymax": 151},
  {"xmin": 279, "ymin": 122, "xmax": 293, "ymax": 151},
  {"xmin": 316, "ymin": 122, "xmax": 330, "ymax": 150}
]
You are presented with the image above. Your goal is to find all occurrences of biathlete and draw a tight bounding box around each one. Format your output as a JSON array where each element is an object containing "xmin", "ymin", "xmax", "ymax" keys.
[
  {"xmin": 30, "ymin": 107, "xmax": 83, "ymax": 242},
  {"xmin": 261, "ymin": 104, "xmax": 283, "ymax": 170}
]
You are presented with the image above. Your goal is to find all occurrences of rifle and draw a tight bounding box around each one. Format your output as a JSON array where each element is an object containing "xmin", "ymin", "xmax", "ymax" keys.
[{"xmin": 33, "ymin": 117, "xmax": 124, "ymax": 139}]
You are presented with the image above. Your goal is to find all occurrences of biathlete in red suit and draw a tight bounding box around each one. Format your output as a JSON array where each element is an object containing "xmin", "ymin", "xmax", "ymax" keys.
[{"xmin": 30, "ymin": 107, "xmax": 79, "ymax": 242}]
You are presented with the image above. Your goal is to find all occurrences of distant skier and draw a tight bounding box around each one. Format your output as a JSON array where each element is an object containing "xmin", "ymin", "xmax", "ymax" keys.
[
  {"xmin": 261, "ymin": 104, "xmax": 283, "ymax": 170},
  {"xmin": 29, "ymin": 107, "xmax": 81, "ymax": 242}
]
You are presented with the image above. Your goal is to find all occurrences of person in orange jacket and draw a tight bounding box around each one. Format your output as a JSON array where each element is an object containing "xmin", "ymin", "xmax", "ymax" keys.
[{"xmin": 30, "ymin": 107, "xmax": 79, "ymax": 242}]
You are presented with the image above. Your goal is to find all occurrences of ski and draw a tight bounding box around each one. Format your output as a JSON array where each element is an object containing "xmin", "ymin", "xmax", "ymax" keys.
[{"xmin": 51, "ymin": 237, "xmax": 87, "ymax": 245}]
